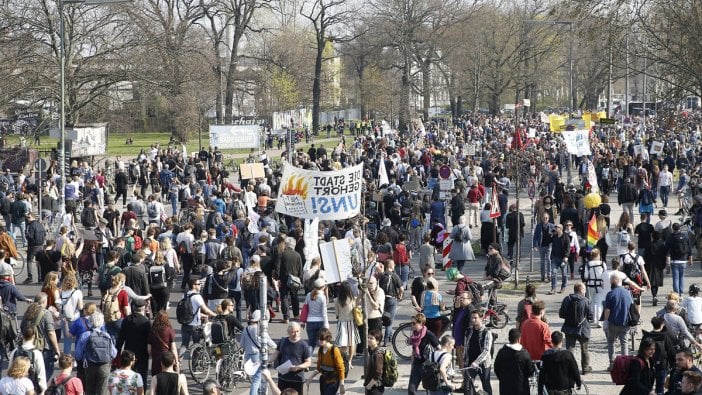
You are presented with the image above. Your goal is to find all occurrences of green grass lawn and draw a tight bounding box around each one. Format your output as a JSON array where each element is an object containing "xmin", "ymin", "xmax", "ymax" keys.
[{"xmin": 3, "ymin": 130, "xmax": 350, "ymax": 159}]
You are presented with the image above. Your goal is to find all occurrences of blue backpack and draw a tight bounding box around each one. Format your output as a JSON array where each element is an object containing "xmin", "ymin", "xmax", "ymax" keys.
[{"xmin": 84, "ymin": 330, "xmax": 113, "ymax": 364}]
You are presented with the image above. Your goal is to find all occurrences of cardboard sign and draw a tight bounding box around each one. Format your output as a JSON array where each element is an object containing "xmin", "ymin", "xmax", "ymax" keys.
[
  {"xmin": 319, "ymin": 239, "xmax": 353, "ymax": 284},
  {"xmin": 239, "ymin": 163, "xmax": 265, "ymax": 180}
]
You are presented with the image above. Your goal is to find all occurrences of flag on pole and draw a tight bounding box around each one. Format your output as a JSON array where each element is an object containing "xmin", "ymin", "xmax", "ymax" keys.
[
  {"xmin": 378, "ymin": 156, "xmax": 389, "ymax": 187},
  {"xmin": 587, "ymin": 214, "xmax": 598, "ymax": 251},
  {"xmin": 489, "ymin": 186, "xmax": 500, "ymax": 219}
]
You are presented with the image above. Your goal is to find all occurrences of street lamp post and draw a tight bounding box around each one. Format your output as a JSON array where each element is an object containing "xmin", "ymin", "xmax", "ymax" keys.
[
  {"xmin": 58, "ymin": 0, "xmax": 130, "ymax": 215},
  {"xmin": 524, "ymin": 20, "xmax": 574, "ymax": 111}
]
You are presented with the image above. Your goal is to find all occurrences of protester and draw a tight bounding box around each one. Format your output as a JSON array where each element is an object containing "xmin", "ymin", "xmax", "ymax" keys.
[
  {"xmin": 407, "ymin": 313, "xmax": 439, "ymax": 395},
  {"xmin": 494, "ymin": 328, "xmax": 533, "ymax": 395}
]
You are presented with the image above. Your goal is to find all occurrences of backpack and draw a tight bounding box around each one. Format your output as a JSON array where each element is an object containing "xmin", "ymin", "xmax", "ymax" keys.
[
  {"xmin": 210, "ymin": 317, "xmax": 229, "ymax": 344},
  {"xmin": 453, "ymin": 226, "xmax": 463, "ymax": 242},
  {"xmin": 80, "ymin": 207, "xmax": 96, "ymax": 228},
  {"xmin": 584, "ymin": 262, "xmax": 605, "ymax": 291},
  {"xmin": 177, "ymin": 240, "xmax": 188, "ymax": 255},
  {"xmin": 84, "ymin": 330, "xmax": 114, "ymax": 364},
  {"xmin": 149, "ymin": 265, "xmax": 166, "ymax": 290},
  {"xmin": 421, "ymin": 351, "xmax": 448, "ymax": 391},
  {"xmin": 617, "ymin": 230, "xmax": 631, "ymax": 247},
  {"xmin": 318, "ymin": 346, "xmax": 349, "ymax": 378},
  {"xmin": 176, "ymin": 293, "xmax": 200, "ymax": 325},
  {"xmin": 610, "ymin": 355, "xmax": 645, "ymax": 385},
  {"xmin": 640, "ymin": 189, "xmax": 652, "ymax": 206},
  {"xmin": 147, "ymin": 202, "xmax": 157, "ymax": 218},
  {"xmin": 133, "ymin": 234, "xmax": 144, "ymax": 251},
  {"xmin": 669, "ymin": 233, "xmax": 689, "ymax": 258},
  {"xmin": 45, "ymin": 376, "xmax": 70, "ymax": 395},
  {"xmin": 380, "ymin": 349, "xmax": 398, "ymax": 387},
  {"xmin": 240, "ymin": 271, "xmax": 256, "ymax": 291},
  {"xmin": 392, "ymin": 244, "xmax": 408, "ymax": 265},
  {"xmin": 205, "ymin": 273, "xmax": 228, "ymax": 297},
  {"xmin": 101, "ymin": 289, "xmax": 122, "ymax": 323},
  {"xmin": 565, "ymin": 295, "xmax": 587, "ymax": 327},
  {"xmin": 99, "ymin": 265, "xmax": 121, "ymax": 292},
  {"xmin": 14, "ymin": 348, "xmax": 39, "ymax": 387},
  {"xmin": 621, "ymin": 253, "xmax": 643, "ymax": 285}
]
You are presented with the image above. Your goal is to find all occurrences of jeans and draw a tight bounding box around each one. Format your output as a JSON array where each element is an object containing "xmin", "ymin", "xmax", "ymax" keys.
[
  {"xmin": 170, "ymin": 194, "xmax": 178, "ymax": 215},
  {"xmin": 551, "ymin": 258, "xmax": 569, "ymax": 291},
  {"xmin": 306, "ymin": 321, "xmax": 324, "ymax": 346},
  {"xmin": 383, "ymin": 297, "xmax": 398, "ymax": 344},
  {"xmin": 181, "ymin": 324, "xmax": 200, "ymax": 349},
  {"xmin": 606, "ymin": 323, "xmax": 629, "ymax": 362},
  {"xmin": 281, "ymin": 284, "xmax": 300, "ymax": 320},
  {"xmin": 62, "ymin": 320, "xmax": 73, "ymax": 355},
  {"xmin": 455, "ymin": 260, "xmax": 466, "ymax": 272},
  {"xmin": 622, "ymin": 202, "xmax": 635, "ymax": 221},
  {"xmin": 320, "ymin": 380, "xmax": 340, "ymax": 395},
  {"xmin": 11, "ymin": 221, "xmax": 26, "ymax": 245},
  {"xmin": 396, "ymin": 265, "xmax": 409, "ymax": 289},
  {"xmin": 660, "ymin": 185, "xmax": 671, "ymax": 207},
  {"xmin": 467, "ymin": 365, "xmax": 493, "ymax": 395},
  {"xmin": 105, "ymin": 319, "xmax": 122, "ymax": 343},
  {"xmin": 565, "ymin": 333, "xmax": 590, "ymax": 370},
  {"xmin": 539, "ymin": 246, "xmax": 552, "ymax": 281},
  {"xmin": 408, "ymin": 359, "xmax": 423, "ymax": 395},
  {"xmin": 671, "ymin": 262, "xmax": 686, "ymax": 294},
  {"xmin": 43, "ymin": 349, "xmax": 56, "ymax": 378},
  {"xmin": 246, "ymin": 353, "xmax": 261, "ymax": 395},
  {"xmin": 655, "ymin": 367, "xmax": 666, "ymax": 395},
  {"xmin": 84, "ymin": 362, "xmax": 111, "ymax": 395}
]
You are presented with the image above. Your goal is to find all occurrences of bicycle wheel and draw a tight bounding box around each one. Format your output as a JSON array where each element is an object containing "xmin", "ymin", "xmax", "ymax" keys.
[
  {"xmin": 391, "ymin": 322, "xmax": 414, "ymax": 360},
  {"xmin": 10, "ymin": 251, "xmax": 24, "ymax": 277},
  {"xmin": 489, "ymin": 311, "xmax": 509, "ymax": 329},
  {"xmin": 189, "ymin": 343, "xmax": 212, "ymax": 383},
  {"xmin": 217, "ymin": 356, "xmax": 237, "ymax": 391},
  {"xmin": 572, "ymin": 383, "xmax": 589, "ymax": 394}
]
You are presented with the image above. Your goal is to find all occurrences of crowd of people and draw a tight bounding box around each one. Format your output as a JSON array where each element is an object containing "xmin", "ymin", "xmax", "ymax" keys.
[{"xmin": 1, "ymin": 109, "xmax": 702, "ymax": 395}]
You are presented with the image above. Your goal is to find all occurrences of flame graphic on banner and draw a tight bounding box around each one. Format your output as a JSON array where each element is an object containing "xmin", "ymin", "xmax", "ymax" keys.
[{"xmin": 282, "ymin": 175, "xmax": 309, "ymax": 199}]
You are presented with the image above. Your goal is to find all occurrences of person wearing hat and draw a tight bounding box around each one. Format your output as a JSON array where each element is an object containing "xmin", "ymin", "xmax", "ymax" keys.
[
  {"xmin": 116, "ymin": 297, "xmax": 151, "ymax": 383},
  {"xmin": 304, "ymin": 278, "xmax": 330, "ymax": 347},
  {"xmin": 655, "ymin": 209, "xmax": 672, "ymax": 241},
  {"xmin": 240, "ymin": 309, "xmax": 277, "ymax": 395}
]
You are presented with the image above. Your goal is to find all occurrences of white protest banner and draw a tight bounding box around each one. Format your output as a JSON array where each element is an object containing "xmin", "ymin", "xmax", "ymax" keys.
[
  {"xmin": 275, "ymin": 163, "xmax": 364, "ymax": 220},
  {"xmin": 209, "ymin": 125, "xmax": 261, "ymax": 149},
  {"xmin": 319, "ymin": 239, "xmax": 353, "ymax": 284},
  {"xmin": 561, "ymin": 129, "xmax": 592, "ymax": 156},
  {"xmin": 650, "ymin": 141, "xmax": 664, "ymax": 155}
]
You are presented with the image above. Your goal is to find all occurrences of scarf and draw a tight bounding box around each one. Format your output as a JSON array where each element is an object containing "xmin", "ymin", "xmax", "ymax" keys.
[{"xmin": 410, "ymin": 326, "xmax": 427, "ymax": 358}]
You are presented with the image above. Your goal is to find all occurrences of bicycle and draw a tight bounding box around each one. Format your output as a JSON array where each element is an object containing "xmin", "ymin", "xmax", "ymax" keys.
[
  {"xmin": 188, "ymin": 326, "xmax": 246, "ymax": 384},
  {"xmin": 458, "ymin": 365, "xmax": 488, "ymax": 395},
  {"xmin": 215, "ymin": 341, "xmax": 249, "ymax": 391},
  {"xmin": 392, "ymin": 283, "xmax": 509, "ymax": 360}
]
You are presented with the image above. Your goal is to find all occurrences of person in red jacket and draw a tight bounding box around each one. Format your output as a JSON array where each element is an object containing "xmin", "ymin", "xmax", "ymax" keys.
[{"xmin": 519, "ymin": 300, "xmax": 553, "ymax": 360}]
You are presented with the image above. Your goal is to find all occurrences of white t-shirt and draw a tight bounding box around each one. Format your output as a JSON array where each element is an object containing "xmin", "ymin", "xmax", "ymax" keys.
[
  {"xmin": 0, "ymin": 377, "xmax": 34, "ymax": 395},
  {"xmin": 601, "ymin": 269, "xmax": 628, "ymax": 294},
  {"xmin": 683, "ymin": 296, "xmax": 702, "ymax": 325},
  {"xmin": 187, "ymin": 291, "xmax": 206, "ymax": 326},
  {"xmin": 60, "ymin": 289, "xmax": 83, "ymax": 321}
]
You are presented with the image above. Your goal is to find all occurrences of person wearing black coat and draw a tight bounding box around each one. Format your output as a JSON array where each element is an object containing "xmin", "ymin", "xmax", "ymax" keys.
[
  {"xmin": 538, "ymin": 331, "xmax": 582, "ymax": 395},
  {"xmin": 646, "ymin": 231, "xmax": 668, "ymax": 306},
  {"xmin": 643, "ymin": 316, "xmax": 677, "ymax": 395},
  {"xmin": 620, "ymin": 337, "xmax": 656, "ymax": 395},
  {"xmin": 559, "ymin": 284, "xmax": 593, "ymax": 374},
  {"xmin": 494, "ymin": 328, "xmax": 533, "ymax": 395}
]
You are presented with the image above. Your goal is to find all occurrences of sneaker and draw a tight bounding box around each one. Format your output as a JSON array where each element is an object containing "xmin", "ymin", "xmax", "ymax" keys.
[
  {"xmin": 652, "ymin": 297, "xmax": 658, "ymax": 306},
  {"xmin": 281, "ymin": 319, "xmax": 289, "ymax": 324},
  {"xmin": 22, "ymin": 278, "xmax": 32, "ymax": 285},
  {"xmin": 582, "ymin": 366, "xmax": 592, "ymax": 375},
  {"xmin": 547, "ymin": 289, "xmax": 556, "ymax": 295},
  {"xmin": 607, "ymin": 362, "xmax": 614, "ymax": 372}
]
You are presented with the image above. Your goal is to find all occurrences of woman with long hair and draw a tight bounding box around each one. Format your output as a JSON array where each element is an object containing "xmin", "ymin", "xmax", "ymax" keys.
[
  {"xmin": 595, "ymin": 214, "xmax": 609, "ymax": 261},
  {"xmin": 407, "ymin": 313, "xmax": 439, "ymax": 395},
  {"xmin": 334, "ymin": 282, "xmax": 359, "ymax": 364},
  {"xmin": 149, "ymin": 251, "xmax": 172, "ymax": 313},
  {"xmin": 108, "ymin": 350, "xmax": 144, "ymax": 395},
  {"xmin": 160, "ymin": 238, "xmax": 179, "ymax": 280},
  {"xmin": 0, "ymin": 356, "xmax": 35, "ymax": 394},
  {"xmin": 148, "ymin": 310, "xmax": 179, "ymax": 376},
  {"xmin": 620, "ymin": 337, "xmax": 656, "ymax": 395},
  {"xmin": 103, "ymin": 273, "xmax": 130, "ymax": 340},
  {"xmin": 59, "ymin": 274, "xmax": 83, "ymax": 354},
  {"xmin": 615, "ymin": 211, "xmax": 634, "ymax": 256},
  {"xmin": 304, "ymin": 278, "xmax": 330, "ymax": 348},
  {"xmin": 41, "ymin": 272, "xmax": 62, "ymax": 344}
]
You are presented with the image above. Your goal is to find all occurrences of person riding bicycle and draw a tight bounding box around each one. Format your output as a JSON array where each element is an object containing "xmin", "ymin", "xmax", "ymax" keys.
[{"xmin": 484, "ymin": 243, "xmax": 510, "ymax": 304}]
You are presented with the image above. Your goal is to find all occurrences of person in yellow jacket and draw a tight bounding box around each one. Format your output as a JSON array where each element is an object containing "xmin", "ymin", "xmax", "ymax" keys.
[{"xmin": 306, "ymin": 327, "xmax": 346, "ymax": 395}]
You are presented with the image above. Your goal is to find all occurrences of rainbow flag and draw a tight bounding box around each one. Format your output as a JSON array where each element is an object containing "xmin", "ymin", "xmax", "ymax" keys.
[{"xmin": 587, "ymin": 214, "xmax": 598, "ymax": 251}]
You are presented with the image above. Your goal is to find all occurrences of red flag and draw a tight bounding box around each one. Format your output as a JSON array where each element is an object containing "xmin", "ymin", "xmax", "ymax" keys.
[
  {"xmin": 511, "ymin": 128, "xmax": 524, "ymax": 150},
  {"xmin": 489, "ymin": 186, "xmax": 501, "ymax": 219}
]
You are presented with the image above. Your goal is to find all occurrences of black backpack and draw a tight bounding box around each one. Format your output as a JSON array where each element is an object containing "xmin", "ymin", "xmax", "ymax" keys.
[
  {"xmin": 149, "ymin": 265, "xmax": 166, "ymax": 290},
  {"xmin": 621, "ymin": 253, "xmax": 643, "ymax": 284},
  {"xmin": 670, "ymin": 233, "xmax": 688, "ymax": 258},
  {"xmin": 565, "ymin": 295, "xmax": 587, "ymax": 328},
  {"xmin": 14, "ymin": 347, "xmax": 39, "ymax": 388},
  {"xmin": 378, "ymin": 272, "xmax": 397, "ymax": 297},
  {"xmin": 80, "ymin": 207, "xmax": 96, "ymax": 228},
  {"xmin": 176, "ymin": 293, "xmax": 199, "ymax": 325},
  {"xmin": 421, "ymin": 351, "xmax": 447, "ymax": 391},
  {"xmin": 45, "ymin": 376, "xmax": 69, "ymax": 395}
]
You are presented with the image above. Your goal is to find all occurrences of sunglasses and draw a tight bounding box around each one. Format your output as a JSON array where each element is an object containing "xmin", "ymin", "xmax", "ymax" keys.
[{"xmin": 427, "ymin": 272, "xmax": 435, "ymax": 275}]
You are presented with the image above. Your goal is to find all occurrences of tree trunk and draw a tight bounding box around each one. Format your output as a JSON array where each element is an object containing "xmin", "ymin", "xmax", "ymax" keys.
[
  {"xmin": 422, "ymin": 57, "xmax": 431, "ymax": 121},
  {"xmin": 399, "ymin": 62, "xmax": 410, "ymax": 132},
  {"xmin": 312, "ymin": 39, "xmax": 324, "ymax": 135},
  {"xmin": 457, "ymin": 95, "xmax": 463, "ymax": 116},
  {"xmin": 224, "ymin": 34, "xmax": 242, "ymax": 124}
]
